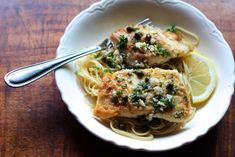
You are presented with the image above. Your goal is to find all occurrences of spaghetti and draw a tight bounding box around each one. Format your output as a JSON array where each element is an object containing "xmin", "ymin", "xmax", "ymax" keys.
[{"xmin": 76, "ymin": 24, "xmax": 198, "ymax": 140}]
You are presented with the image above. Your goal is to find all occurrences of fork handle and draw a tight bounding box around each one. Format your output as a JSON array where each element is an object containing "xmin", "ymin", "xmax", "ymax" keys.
[{"xmin": 4, "ymin": 46, "xmax": 102, "ymax": 87}]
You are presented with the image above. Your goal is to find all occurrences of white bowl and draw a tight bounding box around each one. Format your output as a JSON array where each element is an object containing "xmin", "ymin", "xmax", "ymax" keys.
[{"xmin": 55, "ymin": 0, "xmax": 235, "ymax": 151}]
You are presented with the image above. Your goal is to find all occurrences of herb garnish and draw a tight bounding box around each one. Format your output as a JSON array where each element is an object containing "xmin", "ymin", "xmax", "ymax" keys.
[
  {"xmin": 93, "ymin": 66, "xmax": 113, "ymax": 73},
  {"xmin": 174, "ymin": 110, "xmax": 184, "ymax": 119},
  {"xmin": 101, "ymin": 50, "xmax": 117, "ymax": 68},
  {"xmin": 130, "ymin": 91, "xmax": 142, "ymax": 103},
  {"xmin": 138, "ymin": 81, "xmax": 150, "ymax": 90},
  {"xmin": 166, "ymin": 24, "xmax": 176, "ymax": 33},
  {"xmin": 107, "ymin": 50, "xmax": 114, "ymax": 57},
  {"xmin": 103, "ymin": 68, "xmax": 113, "ymax": 73},
  {"xmin": 121, "ymin": 84, "xmax": 127, "ymax": 89},
  {"xmin": 117, "ymin": 35, "xmax": 128, "ymax": 49},
  {"xmin": 154, "ymin": 43, "xmax": 169, "ymax": 57},
  {"xmin": 164, "ymin": 95, "xmax": 175, "ymax": 109},
  {"xmin": 116, "ymin": 77, "xmax": 124, "ymax": 82},
  {"xmin": 116, "ymin": 91, "xmax": 123, "ymax": 96},
  {"xmin": 152, "ymin": 94, "xmax": 175, "ymax": 112},
  {"xmin": 94, "ymin": 52, "xmax": 102, "ymax": 58}
]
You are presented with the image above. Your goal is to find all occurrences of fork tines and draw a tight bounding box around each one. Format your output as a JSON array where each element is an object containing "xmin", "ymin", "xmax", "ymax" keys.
[{"xmin": 137, "ymin": 18, "xmax": 153, "ymax": 26}]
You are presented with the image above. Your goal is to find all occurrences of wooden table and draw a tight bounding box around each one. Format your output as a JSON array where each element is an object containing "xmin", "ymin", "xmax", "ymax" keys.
[{"xmin": 0, "ymin": 0, "xmax": 234, "ymax": 156}]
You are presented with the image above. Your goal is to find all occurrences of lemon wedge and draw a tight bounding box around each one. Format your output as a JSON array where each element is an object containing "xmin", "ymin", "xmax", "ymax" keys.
[{"xmin": 183, "ymin": 52, "xmax": 217, "ymax": 104}]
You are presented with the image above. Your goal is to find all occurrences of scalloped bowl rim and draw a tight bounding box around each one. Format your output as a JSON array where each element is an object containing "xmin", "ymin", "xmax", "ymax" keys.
[{"xmin": 55, "ymin": 0, "xmax": 235, "ymax": 151}]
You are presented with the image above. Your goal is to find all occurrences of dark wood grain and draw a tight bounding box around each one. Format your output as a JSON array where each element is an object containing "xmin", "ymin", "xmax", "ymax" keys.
[{"xmin": 0, "ymin": 0, "xmax": 234, "ymax": 156}]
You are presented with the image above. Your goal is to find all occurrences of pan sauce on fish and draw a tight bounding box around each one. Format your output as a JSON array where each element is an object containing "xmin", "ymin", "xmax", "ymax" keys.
[
  {"xmin": 105, "ymin": 25, "xmax": 195, "ymax": 68},
  {"xmin": 94, "ymin": 68, "xmax": 195, "ymax": 123}
]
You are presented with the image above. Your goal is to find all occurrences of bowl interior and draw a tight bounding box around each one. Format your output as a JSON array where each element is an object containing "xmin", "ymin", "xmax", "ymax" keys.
[{"xmin": 55, "ymin": 0, "xmax": 234, "ymax": 151}]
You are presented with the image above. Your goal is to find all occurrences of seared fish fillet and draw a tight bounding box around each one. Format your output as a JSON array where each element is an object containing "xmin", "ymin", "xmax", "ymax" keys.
[
  {"xmin": 94, "ymin": 68, "xmax": 195, "ymax": 123},
  {"xmin": 110, "ymin": 25, "xmax": 195, "ymax": 67}
]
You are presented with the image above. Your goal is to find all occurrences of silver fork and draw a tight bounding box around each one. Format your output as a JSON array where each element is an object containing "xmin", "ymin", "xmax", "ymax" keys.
[{"xmin": 4, "ymin": 18, "xmax": 153, "ymax": 87}]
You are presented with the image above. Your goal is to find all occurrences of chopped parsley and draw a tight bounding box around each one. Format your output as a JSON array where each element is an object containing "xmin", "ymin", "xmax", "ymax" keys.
[
  {"xmin": 92, "ymin": 66, "xmax": 113, "ymax": 73},
  {"xmin": 106, "ymin": 50, "xmax": 114, "ymax": 57},
  {"xmin": 103, "ymin": 68, "xmax": 113, "ymax": 73},
  {"xmin": 116, "ymin": 77, "xmax": 124, "ymax": 82},
  {"xmin": 138, "ymin": 81, "xmax": 150, "ymax": 90},
  {"xmin": 116, "ymin": 91, "xmax": 123, "ymax": 96},
  {"xmin": 163, "ymin": 95, "xmax": 175, "ymax": 109},
  {"xmin": 130, "ymin": 91, "xmax": 142, "ymax": 103},
  {"xmin": 166, "ymin": 24, "xmax": 176, "ymax": 33},
  {"xmin": 106, "ymin": 57, "xmax": 114, "ymax": 63},
  {"xmin": 121, "ymin": 84, "xmax": 127, "ymax": 89},
  {"xmin": 101, "ymin": 50, "xmax": 118, "ymax": 68},
  {"xmin": 92, "ymin": 65, "xmax": 102, "ymax": 70},
  {"xmin": 152, "ymin": 94, "xmax": 175, "ymax": 112},
  {"xmin": 174, "ymin": 110, "xmax": 184, "ymax": 119},
  {"xmin": 154, "ymin": 43, "xmax": 169, "ymax": 57},
  {"xmin": 94, "ymin": 52, "xmax": 103, "ymax": 58},
  {"xmin": 117, "ymin": 35, "xmax": 128, "ymax": 49}
]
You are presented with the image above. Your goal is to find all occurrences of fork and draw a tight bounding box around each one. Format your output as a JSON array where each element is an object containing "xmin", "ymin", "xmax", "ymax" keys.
[{"xmin": 4, "ymin": 18, "xmax": 153, "ymax": 87}]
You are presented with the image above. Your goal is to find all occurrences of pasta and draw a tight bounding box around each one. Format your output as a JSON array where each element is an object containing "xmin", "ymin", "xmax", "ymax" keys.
[{"xmin": 76, "ymin": 24, "xmax": 199, "ymax": 140}]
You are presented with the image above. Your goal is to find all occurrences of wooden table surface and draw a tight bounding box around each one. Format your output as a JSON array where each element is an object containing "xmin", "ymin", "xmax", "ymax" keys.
[{"xmin": 0, "ymin": 0, "xmax": 234, "ymax": 156}]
